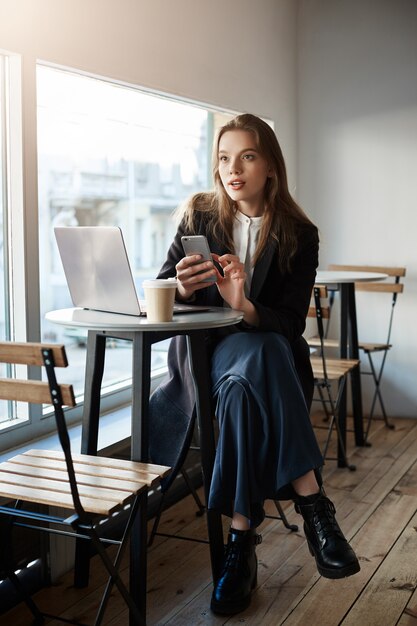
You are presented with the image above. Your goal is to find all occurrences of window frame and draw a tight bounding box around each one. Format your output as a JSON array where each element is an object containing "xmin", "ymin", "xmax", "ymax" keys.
[{"xmin": 0, "ymin": 49, "xmax": 31, "ymax": 444}]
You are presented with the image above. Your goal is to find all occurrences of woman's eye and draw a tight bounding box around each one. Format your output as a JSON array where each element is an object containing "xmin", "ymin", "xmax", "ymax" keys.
[
  {"xmin": 219, "ymin": 155, "xmax": 228, "ymax": 162},
  {"xmin": 243, "ymin": 154, "xmax": 255, "ymax": 160}
]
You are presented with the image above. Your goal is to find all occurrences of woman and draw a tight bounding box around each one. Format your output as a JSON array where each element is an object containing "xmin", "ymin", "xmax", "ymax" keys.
[{"xmin": 150, "ymin": 113, "xmax": 359, "ymax": 615}]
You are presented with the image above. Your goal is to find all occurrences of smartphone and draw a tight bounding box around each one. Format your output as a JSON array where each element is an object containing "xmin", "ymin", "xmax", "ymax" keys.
[{"xmin": 181, "ymin": 235, "xmax": 217, "ymax": 283}]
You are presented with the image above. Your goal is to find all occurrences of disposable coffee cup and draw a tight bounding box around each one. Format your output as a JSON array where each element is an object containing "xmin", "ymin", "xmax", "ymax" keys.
[{"xmin": 142, "ymin": 278, "xmax": 178, "ymax": 322}]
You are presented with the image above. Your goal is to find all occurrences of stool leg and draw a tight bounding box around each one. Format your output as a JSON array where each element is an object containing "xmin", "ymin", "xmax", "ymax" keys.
[
  {"xmin": 148, "ymin": 492, "xmax": 167, "ymax": 547},
  {"xmin": 273, "ymin": 501, "xmax": 298, "ymax": 532},
  {"xmin": 181, "ymin": 467, "xmax": 205, "ymax": 516},
  {"xmin": 364, "ymin": 351, "xmax": 394, "ymax": 441}
]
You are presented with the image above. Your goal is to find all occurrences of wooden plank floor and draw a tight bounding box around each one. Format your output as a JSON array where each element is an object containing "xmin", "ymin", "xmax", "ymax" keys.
[{"xmin": 2, "ymin": 415, "xmax": 417, "ymax": 626}]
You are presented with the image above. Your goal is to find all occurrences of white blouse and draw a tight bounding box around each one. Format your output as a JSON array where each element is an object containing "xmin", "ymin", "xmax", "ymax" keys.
[{"xmin": 233, "ymin": 210, "xmax": 263, "ymax": 295}]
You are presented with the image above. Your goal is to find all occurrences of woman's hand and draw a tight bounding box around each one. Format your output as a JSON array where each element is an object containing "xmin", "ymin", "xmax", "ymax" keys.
[
  {"xmin": 213, "ymin": 253, "xmax": 259, "ymax": 326},
  {"xmin": 213, "ymin": 253, "xmax": 246, "ymax": 310},
  {"xmin": 175, "ymin": 255, "xmax": 216, "ymax": 301}
]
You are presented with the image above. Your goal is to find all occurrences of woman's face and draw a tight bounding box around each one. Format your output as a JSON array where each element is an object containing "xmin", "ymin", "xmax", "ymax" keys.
[{"xmin": 218, "ymin": 129, "xmax": 271, "ymax": 215}]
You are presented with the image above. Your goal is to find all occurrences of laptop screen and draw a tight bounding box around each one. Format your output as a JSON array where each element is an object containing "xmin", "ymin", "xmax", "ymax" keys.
[{"xmin": 54, "ymin": 226, "xmax": 143, "ymax": 316}]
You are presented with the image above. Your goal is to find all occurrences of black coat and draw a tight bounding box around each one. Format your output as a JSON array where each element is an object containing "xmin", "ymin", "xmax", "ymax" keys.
[{"xmin": 152, "ymin": 213, "xmax": 319, "ymax": 428}]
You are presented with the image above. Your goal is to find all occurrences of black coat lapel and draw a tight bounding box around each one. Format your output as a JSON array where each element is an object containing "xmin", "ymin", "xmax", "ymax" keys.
[{"xmin": 250, "ymin": 239, "xmax": 277, "ymax": 300}]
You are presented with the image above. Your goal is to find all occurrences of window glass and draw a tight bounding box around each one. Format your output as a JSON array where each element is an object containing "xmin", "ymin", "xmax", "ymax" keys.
[{"xmin": 37, "ymin": 65, "xmax": 234, "ymax": 398}]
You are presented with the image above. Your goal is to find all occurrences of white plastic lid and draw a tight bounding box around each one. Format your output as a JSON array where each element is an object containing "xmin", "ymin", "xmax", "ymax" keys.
[{"xmin": 142, "ymin": 278, "xmax": 178, "ymax": 288}]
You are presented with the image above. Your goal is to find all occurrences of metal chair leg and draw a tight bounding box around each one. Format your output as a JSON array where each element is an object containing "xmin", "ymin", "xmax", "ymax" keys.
[
  {"xmin": 180, "ymin": 467, "xmax": 205, "ymax": 516},
  {"xmin": 271, "ymin": 501, "xmax": 298, "ymax": 532},
  {"xmin": 364, "ymin": 351, "xmax": 395, "ymax": 441},
  {"xmin": 148, "ymin": 492, "xmax": 167, "ymax": 547},
  {"xmin": 7, "ymin": 569, "xmax": 45, "ymax": 625}
]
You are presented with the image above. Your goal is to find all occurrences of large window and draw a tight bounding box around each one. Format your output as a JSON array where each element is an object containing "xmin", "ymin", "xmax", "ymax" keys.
[
  {"xmin": 0, "ymin": 61, "xmax": 235, "ymax": 444},
  {"xmin": 37, "ymin": 65, "xmax": 234, "ymax": 402}
]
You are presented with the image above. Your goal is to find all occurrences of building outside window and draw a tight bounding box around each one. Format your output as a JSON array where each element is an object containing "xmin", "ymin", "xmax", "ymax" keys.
[{"xmin": 37, "ymin": 65, "xmax": 234, "ymax": 402}]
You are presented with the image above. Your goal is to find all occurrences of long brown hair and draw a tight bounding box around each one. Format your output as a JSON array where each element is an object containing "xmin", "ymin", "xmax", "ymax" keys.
[{"xmin": 181, "ymin": 113, "xmax": 313, "ymax": 272}]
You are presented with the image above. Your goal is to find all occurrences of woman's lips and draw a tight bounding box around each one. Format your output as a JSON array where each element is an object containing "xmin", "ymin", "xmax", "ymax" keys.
[{"xmin": 229, "ymin": 180, "xmax": 245, "ymax": 190}]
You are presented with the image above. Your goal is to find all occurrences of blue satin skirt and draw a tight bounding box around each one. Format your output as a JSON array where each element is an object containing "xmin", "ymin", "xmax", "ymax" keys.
[{"xmin": 207, "ymin": 332, "xmax": 323, "ymax": 527}]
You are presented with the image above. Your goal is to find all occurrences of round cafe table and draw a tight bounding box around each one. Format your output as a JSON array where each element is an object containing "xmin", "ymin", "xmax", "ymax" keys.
[{"xmin": 46, "ymin": 306, "xmax": 243, "ymax": 612}]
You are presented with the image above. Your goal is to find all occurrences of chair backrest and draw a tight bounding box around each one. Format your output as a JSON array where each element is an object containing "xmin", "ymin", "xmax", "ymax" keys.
[
  {"xmin": 0, "ymin": 342, "xmax": 86, "ymax": 516},
  {"xmin": 307, "ymin": 285, "xmax": 330, "ymax": 377},
  {"xmin": 328, "ymin": 264, "xmax": 405, "ymax": 295},
  {"xmin": 328, "ymin": 264, "xmax": 406, "ymax": 343},
  {"xmin": 0, "ymin": 342, "xmax": 75, "ymax": 406}
]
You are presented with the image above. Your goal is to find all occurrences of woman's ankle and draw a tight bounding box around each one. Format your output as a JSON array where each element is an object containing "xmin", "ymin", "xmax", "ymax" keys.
[
  {"xmin": 292, "ymin": 469, "xmax": 321, "ymax": 497},
  {"xmin": 231, "ymin": 512, "xmax": 251, "ymax": 531}
]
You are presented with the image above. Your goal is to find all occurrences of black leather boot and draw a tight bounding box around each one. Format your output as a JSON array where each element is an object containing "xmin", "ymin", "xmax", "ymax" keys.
[
  {"xmin": 295, "ymin": 490, "xmax": 360, "ymax": 579},
  {"xmin": 210, "ymin": 527, "xmax": 262, "ymax": 615}
]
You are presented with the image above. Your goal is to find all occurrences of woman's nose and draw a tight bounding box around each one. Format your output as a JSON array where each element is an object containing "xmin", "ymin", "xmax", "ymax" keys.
[{"xmin": 229, "ymin": 159, "xmax": 242, "ymax": 174}]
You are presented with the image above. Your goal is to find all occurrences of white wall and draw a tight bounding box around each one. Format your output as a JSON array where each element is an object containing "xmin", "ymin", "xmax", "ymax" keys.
[{"xmin": 298, "ymin": 0, "xmax": 417, "ymax": 417}]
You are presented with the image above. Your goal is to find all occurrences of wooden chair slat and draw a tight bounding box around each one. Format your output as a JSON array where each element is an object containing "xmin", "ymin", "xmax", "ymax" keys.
[
  {"xmin": 23, "ymin": 449, "xmax": 170, "ymax": 480},
  {"xmin": 308, "ymin": 305, "xmax": 330, "ymax": 319},
  {"xmin": 313, "ymin": 285, "xmax": 328, "ymax": 297},
  {"xmin": 0, "ymin": 483, "xmax": 121, "ymax": 516},
  {"xmin": 0, "ymin": 460, "xmax": 144, "ymax": 493},
  {"xmin": 0, "ymin": 469, "xmax": 138, "ymax": 504},
  {"xmin": 354, "ymin": 283, "xmax": 403, "ymax": 293},
  {"xmin": 307, "ymin": 337, "xmax": 339, "ymax": 348},
  {"xmin": 0, "ymin": 342, "xmax": 68, "ymax": 367},
  {"xmin": 0, "ymin": 379, "xmax": 76, "ymax": 407},
  {"xmin": 328, "ymin": 264, "xmax": 406, "ymax": 277},
  {"xmin": 12, "ymin": 452, "xmax": 168, "ymax": 487},
  {"xmin": 10, "ymin": 454, "xmax": 161, "ymax": 487}
]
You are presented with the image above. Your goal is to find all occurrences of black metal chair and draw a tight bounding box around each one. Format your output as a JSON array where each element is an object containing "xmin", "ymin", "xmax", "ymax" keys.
[
  {"xmin": 147, "ymin": 388, "xmax": 205, "ymax": 546},
  {"xmin": 308, "ymin": 286, "xmax": 359, "ymax": 470},
  {"xmin": 0, "ymin": 341, "xmax": 169, "ymax": 625},
  {"xmin": 328, "ymin": 265, "xmax": 406, "ymax": 441}
]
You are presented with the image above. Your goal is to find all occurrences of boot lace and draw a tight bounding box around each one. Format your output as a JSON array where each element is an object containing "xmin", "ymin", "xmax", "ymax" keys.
[
  {"xmin": 221, "ymin": 541, "xmax": 242, "ymax": 574},
  {"xmin": 311, "ymin": 497, "xmax": 344, "ymax": 541},
  {"xmin": 221, "ymin": 533, "xmax": 262, "ymax": 575}
]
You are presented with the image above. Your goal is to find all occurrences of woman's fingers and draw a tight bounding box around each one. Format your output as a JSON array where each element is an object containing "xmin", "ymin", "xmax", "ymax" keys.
[
  {"xmin": 175, "ymin": 255, "xmax": 216, "ymax": 285},
  {"xmin": 212, "ymin": 253, "xmax": 245, "ymax": 279}
]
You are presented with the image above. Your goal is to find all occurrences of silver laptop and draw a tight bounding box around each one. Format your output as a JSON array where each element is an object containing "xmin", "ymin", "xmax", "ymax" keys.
[{"xmin": 54, "ymin": 226, "xmax": 209, "ymax": 316}]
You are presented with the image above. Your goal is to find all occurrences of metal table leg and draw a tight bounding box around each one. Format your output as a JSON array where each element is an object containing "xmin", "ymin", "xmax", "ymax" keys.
[
  {"xmin": 186, "ymin": 333, "xmax": 224, "ymax": 583},
  {"xmin": 347, "ymin": 283, "xmax": 365, "ymax": 446}
]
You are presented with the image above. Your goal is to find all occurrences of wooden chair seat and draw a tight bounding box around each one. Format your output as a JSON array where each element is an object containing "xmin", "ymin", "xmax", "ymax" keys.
[
  {"xmin": 308, "ymin": 337, "xmax": 340, "ymax": 349},
  {"xmin": 359, "ymin": 341, "xmax": 391, "ymax": 353},
  {"xmin": 310, "ymin": 356, "xmax": 359, "ymax": 380},
  {"xmin": 308, "ymin": 337, "xmax": 392, "ymax": 355},
  {"xmin": 0, "ymin": 449, "xmax": 169, "ymax": 516}
]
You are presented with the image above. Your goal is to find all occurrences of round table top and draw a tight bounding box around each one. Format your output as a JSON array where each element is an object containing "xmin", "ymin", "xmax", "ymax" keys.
[
  {"xmin": 316, "ymin": 270, "xmax": 388, "ymax": 284},
  {"xmin": 45, "ymin": 306, "xmax": 244, "ymax": 332}
]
